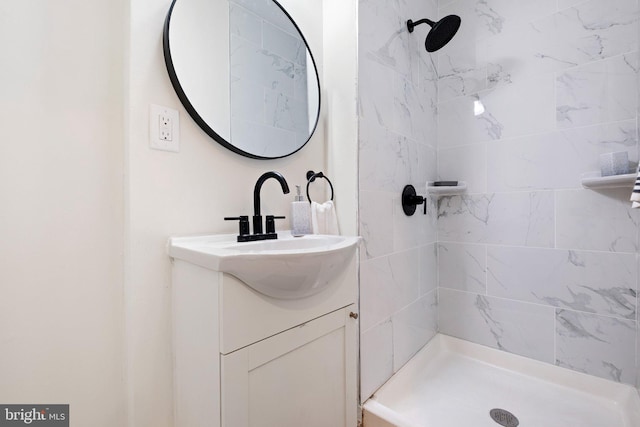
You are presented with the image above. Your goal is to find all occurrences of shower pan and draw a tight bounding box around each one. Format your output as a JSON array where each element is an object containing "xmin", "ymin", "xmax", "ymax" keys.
[{"xmin": 363, "ymin": 335, "xmax": 640, "ymax": 427}]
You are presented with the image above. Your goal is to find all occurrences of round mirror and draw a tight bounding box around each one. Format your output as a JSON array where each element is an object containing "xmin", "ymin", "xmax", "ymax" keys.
[{"xmin": 163, "ymin": 0, "xmax": 321, "ymax": 159}]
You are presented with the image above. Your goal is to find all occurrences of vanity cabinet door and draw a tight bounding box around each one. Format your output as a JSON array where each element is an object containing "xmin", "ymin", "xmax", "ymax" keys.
[{"xmin": 221, "ymin": 305, "xmax": 357, "ymax": 427}]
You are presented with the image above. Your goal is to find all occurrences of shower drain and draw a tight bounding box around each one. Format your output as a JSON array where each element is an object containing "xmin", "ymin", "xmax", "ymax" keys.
[{"xmin": 489, "ymin": 408, "xmax": 519, "ymax": 427}]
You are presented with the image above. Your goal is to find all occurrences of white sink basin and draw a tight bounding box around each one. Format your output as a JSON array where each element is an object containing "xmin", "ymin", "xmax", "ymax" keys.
[{"xmin": 168, "ymin": 231, "xmax": 360, "ymax": 299}]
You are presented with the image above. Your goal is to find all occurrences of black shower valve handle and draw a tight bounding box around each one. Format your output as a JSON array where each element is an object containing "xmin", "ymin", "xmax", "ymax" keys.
[
  {"xmin": 407, "ymin": 194, "xmax": 426, "ymax": 206},
  {"xmin": 407, "ymin": 195, "xmax": 428, "ymax": 215},
  {"xmin": 401, "ymin": 185, "xmax": 427, "ymax": 216}
]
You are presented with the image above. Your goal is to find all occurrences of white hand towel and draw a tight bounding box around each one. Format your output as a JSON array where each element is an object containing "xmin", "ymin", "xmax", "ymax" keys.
[
  {"xmin": 311, "ymin": 200, "xmax": 340, "ymax": 235},
  {"xmin": 631, "ymin": 163, "xmax": 640, "ymax": 209}
]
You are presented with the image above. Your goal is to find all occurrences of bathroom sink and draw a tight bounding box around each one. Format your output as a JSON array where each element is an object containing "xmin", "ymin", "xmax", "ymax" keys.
[{"xmin": 168, "ymin": 231, "xmax": 360, "ymax": 299}]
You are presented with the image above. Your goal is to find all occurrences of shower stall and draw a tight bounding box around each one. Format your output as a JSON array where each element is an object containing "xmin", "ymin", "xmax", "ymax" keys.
[{"xmin": 357, "ymin": 0, "xmax": 640, "ymax": 424}]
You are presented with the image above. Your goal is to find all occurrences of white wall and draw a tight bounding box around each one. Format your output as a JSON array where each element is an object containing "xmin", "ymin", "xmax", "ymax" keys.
[
  {"xmin": 324, "ymin": 0, "xmax": 358, "ymax": 237},
  {"xmin": 125, "ymin": 0, "xmax": 358, "ymax": 425},
  {"xmin": 0, "ymin": 1, "xmax": 357, "ymax": 425},
  {"xmin": 0, "ymin": 1, "xmax": 126, "ymax": 426}
]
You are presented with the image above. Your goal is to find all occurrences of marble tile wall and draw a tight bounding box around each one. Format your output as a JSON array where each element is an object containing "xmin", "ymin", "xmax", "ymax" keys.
[
  {"xmin": 358, "ymin": 0, "xmax": 439, "ymax": 400},
  {"xmin": 229, "ymin": 0, "xmax": 309, "ymax": 152},
  {"xmin": 436, "ymin": 0, "xmax": 640, "ymax": 387},
  {"xmin": 637, "ymin": 0, "xmax": 640, "ymax": 393}
]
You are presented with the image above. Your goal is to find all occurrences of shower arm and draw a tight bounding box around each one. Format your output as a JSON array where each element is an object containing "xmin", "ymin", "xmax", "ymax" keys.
[{"xmin": 407, "ymin": 18, "xmax": 436, "ymax": 33}]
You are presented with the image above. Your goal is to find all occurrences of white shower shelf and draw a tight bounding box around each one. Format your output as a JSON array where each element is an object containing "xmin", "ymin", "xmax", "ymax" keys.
[
  {"xmin": 580, "ymin": 171, "xmax": 636, "ymax": 189},
  {"xmin": 426, "ymin": 181, "xmax": 467, "ymax": 196}
]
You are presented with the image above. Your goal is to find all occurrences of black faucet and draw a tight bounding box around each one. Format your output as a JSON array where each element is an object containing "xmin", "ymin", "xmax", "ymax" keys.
[{"xmin": 253, "ymin": 171, "xmax": 290, "ymax": 235}]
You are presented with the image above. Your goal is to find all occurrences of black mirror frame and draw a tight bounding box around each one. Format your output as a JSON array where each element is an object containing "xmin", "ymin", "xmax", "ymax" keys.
[{"xmin": 162, "ymin": 0, "xmax": 322, "ymax": 160}]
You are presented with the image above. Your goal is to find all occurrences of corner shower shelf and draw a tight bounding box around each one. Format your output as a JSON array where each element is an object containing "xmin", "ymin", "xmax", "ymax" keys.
[
  {"xmin": 580, "ymin": 171, "xmax": 636, "ymax": 189},
  {"xmin": 426, "ymin": 181, "xmax": 467, "ymax": 196}
]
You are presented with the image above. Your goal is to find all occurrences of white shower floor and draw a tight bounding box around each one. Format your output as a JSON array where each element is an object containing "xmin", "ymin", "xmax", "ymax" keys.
[{"xmin": 363, "ymin": 334, "xmax": 640, "ymax": 427}]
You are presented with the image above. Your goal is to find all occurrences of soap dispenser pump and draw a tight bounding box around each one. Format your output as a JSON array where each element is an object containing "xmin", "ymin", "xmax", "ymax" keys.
[{"xmin": 290, "ymin": 185, "xmax": 311, "ymax": 236}]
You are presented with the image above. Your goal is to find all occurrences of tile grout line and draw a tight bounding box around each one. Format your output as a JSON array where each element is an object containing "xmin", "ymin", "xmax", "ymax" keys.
[
  {"xmin": 441, "ymin": 287, "xmax": 637, "ymax": 322},
  {"xmin": 553, "ymin": 307, "xmax": 557, "ymax": 367}
]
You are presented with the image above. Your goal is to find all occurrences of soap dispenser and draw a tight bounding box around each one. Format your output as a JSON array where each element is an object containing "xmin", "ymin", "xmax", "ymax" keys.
[{"xmin": 290, "ymin": 185, "xmax": 311, "ymax": 236}]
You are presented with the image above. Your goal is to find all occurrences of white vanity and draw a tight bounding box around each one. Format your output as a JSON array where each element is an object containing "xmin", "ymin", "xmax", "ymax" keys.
[{"xmin": 168, "ymin": 232, "xmax": 360, "ymax": 427}]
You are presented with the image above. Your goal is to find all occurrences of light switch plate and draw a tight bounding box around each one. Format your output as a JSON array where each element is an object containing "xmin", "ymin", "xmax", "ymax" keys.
[{"xmin": 150, "ymin": 104, "xmax": 180, "ymax": 152}]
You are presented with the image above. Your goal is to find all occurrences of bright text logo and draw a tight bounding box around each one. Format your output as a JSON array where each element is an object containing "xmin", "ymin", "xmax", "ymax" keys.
[{"xmin": 0, "ymin": 406, "xmax": 68, "ymax": 426}]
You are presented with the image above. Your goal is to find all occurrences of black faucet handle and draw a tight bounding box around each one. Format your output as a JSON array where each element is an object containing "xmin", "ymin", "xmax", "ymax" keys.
[
  {"xmin": 265, "ymin": 215, "xmax": 286, "ymax": 234},
  {"xmin": 224, "ymin": 216, "xmax": 250, "ymax": 237}
]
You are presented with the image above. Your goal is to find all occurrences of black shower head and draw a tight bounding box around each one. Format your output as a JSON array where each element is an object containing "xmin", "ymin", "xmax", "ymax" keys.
[{"xmin": 407, "ymin": 15, "xmax": 461, "ymax": 52}]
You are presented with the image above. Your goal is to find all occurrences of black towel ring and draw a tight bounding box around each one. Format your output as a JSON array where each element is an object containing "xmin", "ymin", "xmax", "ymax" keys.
[{"xmin": 306, "ymin": 170, "xmax": 334, "ymax": 203}]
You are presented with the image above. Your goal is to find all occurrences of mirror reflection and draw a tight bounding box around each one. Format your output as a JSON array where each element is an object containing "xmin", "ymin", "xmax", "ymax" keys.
[{"xmin": 164, "ymin": 0, "xmax": 321, "ymax": 159}]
